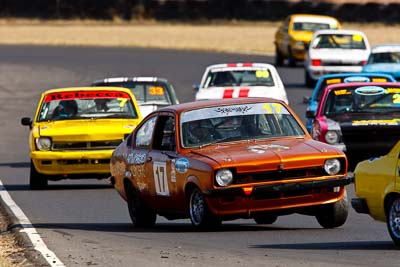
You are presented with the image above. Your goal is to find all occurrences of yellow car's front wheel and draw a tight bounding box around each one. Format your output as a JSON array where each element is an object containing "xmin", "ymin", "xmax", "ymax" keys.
[
  {"xmin": 387, "ymin": 197, "xmax": 400, "ymax": 246},
  {"xmin": 30, "ymin": 160, "xmax": 48, "ymax": 190}
]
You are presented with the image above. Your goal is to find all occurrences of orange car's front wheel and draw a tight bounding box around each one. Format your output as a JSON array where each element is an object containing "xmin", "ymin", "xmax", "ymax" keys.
[{"xmin": 189, "ymin": 187, "xmax": 221, "ymax": 229}]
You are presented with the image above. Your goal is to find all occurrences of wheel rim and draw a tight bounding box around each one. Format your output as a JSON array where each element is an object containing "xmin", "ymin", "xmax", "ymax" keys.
[
  {"xmin": 190, "ymin": 189, "xmax": 205, "ymax": 226},
  {"xmin": 389, "ymin": 198, "xmax": 400, "ymax": 239}
]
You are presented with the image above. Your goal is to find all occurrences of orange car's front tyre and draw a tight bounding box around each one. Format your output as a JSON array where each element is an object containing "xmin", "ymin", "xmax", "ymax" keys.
[
  {"xmin": 189, "ymin": 187, "xmax": 221, "ymax": 229},
  {"xmin": 315, "ymin": 190, "xmax": 349, "ymax": 228},
  {"xmin": 29, "ymin": 160, "xmax": 48, "ymax": 190},
  {"xmin": 253, "ymin": 213, "xmax": 278, "ymax": 225}
]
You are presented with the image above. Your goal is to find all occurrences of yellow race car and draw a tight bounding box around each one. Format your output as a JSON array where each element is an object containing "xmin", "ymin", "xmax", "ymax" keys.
[
  {"xmin": 21, "ymin": 87, "xmax": 142, "ymax": 189},
  {"xmin": 352, "ymin": 140, "xmax": 400, "ymax": 245},
  {"xmin": 274, "ymin": 14, "xmax": 341, "ymax": 66}
]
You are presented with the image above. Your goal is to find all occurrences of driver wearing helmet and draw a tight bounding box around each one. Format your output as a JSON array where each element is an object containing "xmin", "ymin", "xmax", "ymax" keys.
[
  {"xmin": 52, "ymin": 100, "xmax": 78, "ymax": 119},
  {"xmin": 186, "ymin": 119, "xmax": 215, "ymax": 145}
]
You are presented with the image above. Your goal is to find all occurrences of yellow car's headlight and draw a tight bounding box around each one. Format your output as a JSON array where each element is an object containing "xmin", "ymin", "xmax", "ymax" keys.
[
  {"xmin": 294, "ymin": 41, "xmax": 305, "ymax": 49},
  {"xmin": 35, "ymin": 137, "xmax": 52, "ymax": 151}
]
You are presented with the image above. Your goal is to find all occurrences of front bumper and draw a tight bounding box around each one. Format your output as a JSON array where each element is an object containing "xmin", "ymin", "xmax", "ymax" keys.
[
  {"xmin": 351, "ymin": 197, "xmax": 370, "ymax": 214},
  {"xmin": 290, "ymin": 48, "xmax": 306, "ymax": 61},
  {"xmin": 204, "ymin": 175, "xmax": 353, "ymax": 216},
  {"xmin": 31, "ymin": 150, "xmax": 113, "ymax": 175}
]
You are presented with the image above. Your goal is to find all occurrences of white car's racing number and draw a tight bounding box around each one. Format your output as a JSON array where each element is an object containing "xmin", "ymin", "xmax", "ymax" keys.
[{"xmin": 153, "ymin": 161, "xmax": 170, "ymax": 196}]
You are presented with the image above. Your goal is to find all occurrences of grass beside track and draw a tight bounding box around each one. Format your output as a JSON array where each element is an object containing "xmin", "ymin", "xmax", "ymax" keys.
[{"xmin": 0, "ymin": 20, "xmax": 399, "ymax": 54}]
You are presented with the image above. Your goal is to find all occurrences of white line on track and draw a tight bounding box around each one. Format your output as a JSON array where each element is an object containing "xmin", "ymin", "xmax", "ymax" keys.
[{"xmin": 0, "ymin": 180, "xmax": 65, "ymax": 267}]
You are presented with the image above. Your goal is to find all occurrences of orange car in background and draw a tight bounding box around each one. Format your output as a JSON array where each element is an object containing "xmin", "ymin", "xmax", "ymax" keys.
[
  {"xmin": 110, "ymin": 98, "xmax": 352, "ymax": 229},
  {"xmin": 274, "ymin": 14, "xmax": 341, "ymax": 66}
]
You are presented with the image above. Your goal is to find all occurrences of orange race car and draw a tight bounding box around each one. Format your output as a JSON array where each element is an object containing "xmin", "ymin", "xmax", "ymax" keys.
[{"xmin": 110, "ymin": 98, "xmax": 352, "ymax": 229}]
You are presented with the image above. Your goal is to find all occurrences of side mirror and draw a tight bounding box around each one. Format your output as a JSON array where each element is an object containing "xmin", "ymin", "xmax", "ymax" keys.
[
  {"xmin": 303, "ymin": 96, "xmax": 311, "ymax": 104},
  {"xmin": 305, "ymin": 110, "xmax": 316, "ymax": 119},
  {"xmin": 192, "ymin": 84, "xmax": 200, "ymax": 91},
  {"xmin": 21, "ymin": 117, "xmax": 32, "ymax": 127}
]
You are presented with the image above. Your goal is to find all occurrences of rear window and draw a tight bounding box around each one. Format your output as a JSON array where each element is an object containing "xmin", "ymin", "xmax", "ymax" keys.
[
  {"xmin": 311, "ymin": 34, "xmax": 367, "ymax": 50},
  {"xmin": 204, "ymin": 69, "xmax": 274, "ymax": 88}
]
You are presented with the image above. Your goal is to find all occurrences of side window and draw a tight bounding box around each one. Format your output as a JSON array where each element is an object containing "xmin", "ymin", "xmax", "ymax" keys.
[
  {"xmin": 135, "ymin": 116, "xmax": 157, "ymax": 148},
  {"xmin": 153, "ymin": 115, "xmax": 176, "ymax": 151}
]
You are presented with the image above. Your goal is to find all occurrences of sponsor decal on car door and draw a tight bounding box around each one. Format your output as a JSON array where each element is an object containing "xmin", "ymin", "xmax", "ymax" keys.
[{"xmin": 153, "ymin": 161, "xmax": 170, "ymax": 196}]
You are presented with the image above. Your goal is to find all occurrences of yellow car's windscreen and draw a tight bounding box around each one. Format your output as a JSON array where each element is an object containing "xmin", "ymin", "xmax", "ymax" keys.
[{"xmin": 37, "ymin": 90, "xmax": 139, "ymax": 121}]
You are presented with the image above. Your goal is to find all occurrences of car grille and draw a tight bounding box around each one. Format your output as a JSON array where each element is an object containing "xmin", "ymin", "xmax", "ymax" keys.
[
  {"xmin": 52, "ymin": 140, "xmax": 122, "ymax": 150},
  {"xmin": 234, "ymin": 167, "xmax": 325, "ymax": 184},
  {"xmin": 56, "ymin": 159, "xmax": 110, "ymax": 165}
]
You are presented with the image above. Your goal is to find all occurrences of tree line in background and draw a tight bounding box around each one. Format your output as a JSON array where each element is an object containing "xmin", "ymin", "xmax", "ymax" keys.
[{"xmin": 0, "ymin": 0, "xmax": 398, "ymax": 23}]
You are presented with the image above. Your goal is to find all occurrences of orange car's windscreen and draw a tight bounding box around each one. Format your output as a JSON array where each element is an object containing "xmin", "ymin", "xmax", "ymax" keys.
[
  {"xmin": 37, "ymin": 90, "xmax": 139, "ymax": 121},
  {"xmin": 180, "ymin": 102, "xmax": 305, "ymax": 147}
]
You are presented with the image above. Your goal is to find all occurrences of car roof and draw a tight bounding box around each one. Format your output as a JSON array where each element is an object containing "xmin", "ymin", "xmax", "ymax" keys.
[
  {"xmin": 91, "ymin": 77, "xmax": 169, "ymax": 85},
  {"xmin": 43, "ymin": 86, "xmax": 135, "ymax": 95},
  {"xmin": 318, "ymin": 72, "xmax": 395, "ymax": 80},
  {"xmin": 205, "ymin": 63, "xmax": 276, "ymax": 71},
  {"xmin": 313, "ymin": 29, "xmax": 366, "ymax": 36},
  {"xmin": 290, "ymin": 14, "xmax": 339, "ymax": 23},
  {"xmin": 324, "ymin": 82, "xmax": 400, "ymax": 91},
  {"xmin": 371, "ymin": 44, "xmax": 400, "ymax": 53},
  {"xmin": 156, "ymin": 97, "xmax": 285, "ymax": 114}
]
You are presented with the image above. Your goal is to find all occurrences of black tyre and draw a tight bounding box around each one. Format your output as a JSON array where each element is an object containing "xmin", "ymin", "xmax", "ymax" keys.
[
  {"xmin": 305, "ymin": 70, "xmax": 315, "ymax": 88},
  {"xmin": 189, "ymin": 187, "xmax": 221, "ymax": 229},
  {"xmin": 126, "ymin": 182, "xmax": 156, "ymax": 228},
  {"xmin": 275, "ymin": 46, "xmax": 284, "ymax": 66},
  {"xmin": 29, "ymin": 161, "xmax": 48, "ymax": 190},
  {"xmin": 287, "ymin": 46, "xmax": 296, "ymax": 67},
  {"xmin": 253, "ymin": 214, "xmax": 278, "ymax": 225},
  {"xmin": 386, "ymin": 197, "xmax": 400, "ymax": 246},
  {"xmin": 316, "ymin": 190, "xmax": 349, "ymax": 229}
]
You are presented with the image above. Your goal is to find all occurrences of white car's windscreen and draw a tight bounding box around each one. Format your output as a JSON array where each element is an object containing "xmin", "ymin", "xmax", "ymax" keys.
[
  {"xmin": 204, "ymin": 69, "xmax": 275, "ymax": 88},
  {"xmin": 311, "ymin": 34, "xmax": 367, "ymax": 50},
  {"xmin": 94, "ymin": 81, "xmax": 172, "ymax": 105}
]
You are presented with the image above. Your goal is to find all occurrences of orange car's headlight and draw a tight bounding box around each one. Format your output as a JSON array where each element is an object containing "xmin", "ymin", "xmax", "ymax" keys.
[
  {"xmin": 324, "ymin": 159, "xmax": 341, "ymax": 175},
  {"xmin": 215, "ymin": 169, "xmax": 233, "ymax": 187},
  {"xmin": 35, "ymin": 137, "xmax": 52, "ymax": 151}
]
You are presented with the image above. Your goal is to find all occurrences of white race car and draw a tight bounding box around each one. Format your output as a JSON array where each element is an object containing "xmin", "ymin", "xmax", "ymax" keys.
[
  {"xmin": 194, "ymin": 63, "xmax": 288, "ymax": 104},
  {"xmin": 304, "ymin": 29, "xmax": 371, "ymax": 87},
  {"xmin": 91, "ymin": 77, "xmax": 179, "ymax": 118}
]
